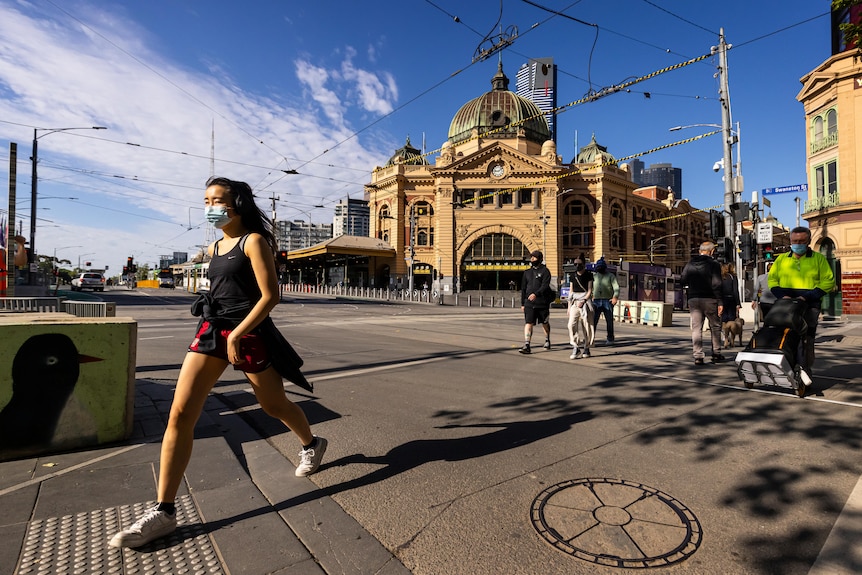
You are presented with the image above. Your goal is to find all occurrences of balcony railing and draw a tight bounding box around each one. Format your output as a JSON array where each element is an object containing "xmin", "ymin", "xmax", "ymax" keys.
[
  {"xmin": 810, "ymin": 131, "xmax": 838, "ymax": 154},
  {"xmin": 804, "ymin": 191, "xmax": 840, "ymax": 212}
]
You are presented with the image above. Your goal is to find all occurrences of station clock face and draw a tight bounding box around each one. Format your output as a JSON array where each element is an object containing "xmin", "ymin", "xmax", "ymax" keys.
[{"xmin": 491, "ymin": 163, "xmax": 505, "ymax": 178}]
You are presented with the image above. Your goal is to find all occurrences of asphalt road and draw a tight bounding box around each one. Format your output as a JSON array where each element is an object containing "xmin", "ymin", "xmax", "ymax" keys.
[{"xmin": 109, "ymin": 287, "xmax": 862, "ymax": 575}]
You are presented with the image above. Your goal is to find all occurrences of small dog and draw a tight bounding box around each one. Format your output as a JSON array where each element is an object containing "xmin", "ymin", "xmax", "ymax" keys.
[{"xmin": 723, "ymin": 317, "xmax": 745, "ymax": 348}]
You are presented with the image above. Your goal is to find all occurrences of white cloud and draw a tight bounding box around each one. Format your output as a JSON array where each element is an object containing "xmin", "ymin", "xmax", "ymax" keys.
[{"xmin": 0, "ymin": 1, "xmax": 395, "ymax": 269}]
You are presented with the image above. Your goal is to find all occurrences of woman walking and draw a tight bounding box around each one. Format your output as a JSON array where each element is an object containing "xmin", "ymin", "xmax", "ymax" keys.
[{"xmin": 110, "ymin": 177, "xmax": 326, "ymax": 548}]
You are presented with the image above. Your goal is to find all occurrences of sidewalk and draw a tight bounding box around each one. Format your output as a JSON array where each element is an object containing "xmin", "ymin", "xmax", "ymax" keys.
[
  {"xmin": 2, "ymin": 310, "xmax": 860, "ymax": 575},
  {"xmin": 0, "ymin": 379, "xmax": 410, "ymax": 575}
]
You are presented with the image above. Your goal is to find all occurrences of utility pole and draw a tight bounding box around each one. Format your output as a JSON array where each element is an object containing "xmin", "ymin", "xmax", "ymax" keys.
[{"xmin": 715, "ymin": 28, "xmax": 744, "ymax": 302}]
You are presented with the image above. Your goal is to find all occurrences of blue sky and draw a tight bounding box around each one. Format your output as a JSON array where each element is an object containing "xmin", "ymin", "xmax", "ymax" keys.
[{"xmin": 0, "ymin": 0, "xmax": 832, "ymax": 273}]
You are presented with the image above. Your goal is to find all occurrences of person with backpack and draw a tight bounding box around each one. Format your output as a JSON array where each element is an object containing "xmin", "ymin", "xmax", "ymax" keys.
[
  {"xmin": 768, "ymin": 226, "xmax": 835, "ymax": 379},
  {"xmin": 519, "ymin": 250, "xmax": 553, "ymax": 354}
]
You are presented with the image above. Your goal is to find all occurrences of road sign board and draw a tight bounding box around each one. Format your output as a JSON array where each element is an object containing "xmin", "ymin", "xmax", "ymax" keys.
[
  {"xmin": 756, "ymin": 222, "xmax": 773, "ymax": 244},
  {"xmin": 762, "ymin": 184, "xmax": 808, "ymax": 196}
]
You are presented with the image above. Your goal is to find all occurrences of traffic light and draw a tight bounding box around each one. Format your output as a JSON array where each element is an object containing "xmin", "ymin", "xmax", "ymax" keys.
[
  {"xmin": 764, "ymin": 245, "xmax": 774, "ymax": 261},
  {"xmin": 715, "ymin": 237, "xmax": 734, "ymax": 263},
  {"xmin": 277, "ymin": 250, "xmax": 288, "ymax": 264},
  {"xmin": 740, "ymin": 233, "xmax": 754, "ymax": 262},
  {"xmin": 730, "ymin": 202, "xmax": 751, "ymax": 224},
  {"xmin": 707, "ymin": 210, "xmax": 725, "ymax": 240},
  {"xmin": 122, "ymin": 266, "xmax": 128, "ymax": 274}
]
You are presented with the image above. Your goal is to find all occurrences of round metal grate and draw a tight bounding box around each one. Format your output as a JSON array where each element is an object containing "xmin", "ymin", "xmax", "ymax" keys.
[{"xmin": 531, "ymin": 478, "xmax": 702, "ymax": 568}]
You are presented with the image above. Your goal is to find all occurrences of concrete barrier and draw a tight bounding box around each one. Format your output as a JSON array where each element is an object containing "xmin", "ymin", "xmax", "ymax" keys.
[
  {"xmin": 640, "ymin": 302, "xmax": 674, "ymax": 327},
  {"xmin": 619, "ymin": 301, "xmax": 640, "ymax": 323},
  {"xmin": 0, "ymin": 313, "xmax": 137, "ymax": 460}
]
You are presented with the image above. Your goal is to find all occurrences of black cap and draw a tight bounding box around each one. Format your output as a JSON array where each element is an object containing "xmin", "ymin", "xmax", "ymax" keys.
[{"xmin": 530, "ymin": 250, "xmax": 543, "ymax": 260}]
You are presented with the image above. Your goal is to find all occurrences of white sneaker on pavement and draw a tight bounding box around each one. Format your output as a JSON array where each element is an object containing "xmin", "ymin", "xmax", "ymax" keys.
[
  {"xmin": 295, "ymin": 436, "xmax": 328, "ymax": 477},
  {"xmin": 109, "ymin": 505, "xmax": 177, "ymax": 548}
]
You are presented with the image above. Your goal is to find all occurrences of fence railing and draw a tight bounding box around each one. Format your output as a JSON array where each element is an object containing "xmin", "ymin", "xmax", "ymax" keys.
[
  {"xmin": 0, "ymin": 297, "xmax": 115, "ymax": 317},
  {"xmin": 0, "ymin": 297, "xmax": 61, "ymax": 312},
  {"xmin": 282, "ymin": 284, "xmax": 527, "ymax": 308}
]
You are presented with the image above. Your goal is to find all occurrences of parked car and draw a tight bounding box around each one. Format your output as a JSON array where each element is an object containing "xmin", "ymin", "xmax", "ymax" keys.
[{"xmin": 71, "ymin": 272, "xmax": 105, "ymax": 292}]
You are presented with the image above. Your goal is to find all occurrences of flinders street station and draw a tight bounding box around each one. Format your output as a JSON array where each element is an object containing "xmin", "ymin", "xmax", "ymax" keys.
[{"xmin": 366, "ymin": 62, "xmax": 709, "ymax": 295}]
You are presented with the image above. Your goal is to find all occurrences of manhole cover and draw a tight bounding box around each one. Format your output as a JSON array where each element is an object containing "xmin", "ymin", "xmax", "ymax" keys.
[{"xmin": 531, "ymin": 478, "xmax": 702, "ymax": 568}]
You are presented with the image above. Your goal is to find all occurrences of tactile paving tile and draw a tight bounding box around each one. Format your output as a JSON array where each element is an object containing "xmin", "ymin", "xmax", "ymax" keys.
[{"xmin": 16, "ymin": 495, "xmax": 224, "ymax": 574}]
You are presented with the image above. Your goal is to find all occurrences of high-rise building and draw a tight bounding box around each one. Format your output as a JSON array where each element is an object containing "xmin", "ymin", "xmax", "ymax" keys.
[
  {"xmin": 276, "ymin": 220, "xmax": 332, "ymax": 251},
  {"xmin": 334, "ymin": 198, "xmax": 370, "ymax": 237},
  {"xmin": 516, "ymin": 57, "xmax": 557, "ymax": 143},
  {"xmin": 627, "ymin": 158, "xmax": 645, "ymax": 185},
  {"xmin": 159, "ymin": 252, "xmax": 188, "ymax": 267},
  {"xmin": 641, "ymin": 163, "xmax": 682, "ymax": 196}
]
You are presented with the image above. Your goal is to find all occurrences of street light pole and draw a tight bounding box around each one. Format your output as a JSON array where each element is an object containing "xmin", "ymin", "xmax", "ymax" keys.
[
  {"xmin": 407, "ymin": 203, "xmax": 416, "ymax": 294},
  {"xmin": 77, "ymin": 252, "xmax": 95, "ymax": 272},
  {"xmin": 648, "ymin": 233, "xmax": 680, "ymax": 265},
  {"xmin": 53, "ymin": 245, "xmax": 82, "ymax": 295},
  {"xmin": 31, "ymin": 126, "xmax": 106, "ymax": 267}
]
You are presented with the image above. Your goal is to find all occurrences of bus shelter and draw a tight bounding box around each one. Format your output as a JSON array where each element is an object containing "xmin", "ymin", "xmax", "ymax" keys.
[{"xmin": 285, "ymin": 235, "xmax": 396, "ymax": 289}]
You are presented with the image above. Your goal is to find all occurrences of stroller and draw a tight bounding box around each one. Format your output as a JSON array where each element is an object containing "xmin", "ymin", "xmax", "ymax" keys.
[{"xmin": 735, "ymin": 299, "xmax": 812, "ymax": 397}]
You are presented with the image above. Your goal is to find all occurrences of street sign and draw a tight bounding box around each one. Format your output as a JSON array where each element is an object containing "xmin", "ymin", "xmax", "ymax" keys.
[
  {"xmin": 762, "ymin": 184, "xmax": 808, "ymax": 196},
  {"xmin": 756, "ymin": 222, "xmax": 773, "ymax": 244}
]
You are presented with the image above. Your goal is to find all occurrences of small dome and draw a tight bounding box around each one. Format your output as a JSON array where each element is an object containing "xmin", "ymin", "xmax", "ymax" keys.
[
  {"xmin": 386, "ymin": 136, "xmax": 429, "ymax": 166},
  {"xmin": 575, "ymin": 134, "xmax": 617, "ymax": 166},
  {"xmin": 448, "ymin": 61, "xmax": 551, "ymax": 145}
]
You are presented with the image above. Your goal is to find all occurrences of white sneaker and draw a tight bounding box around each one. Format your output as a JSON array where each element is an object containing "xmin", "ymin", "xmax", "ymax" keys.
[
  {"xmin": 109, "ymin": 505, "xmax": 177, "ymax": 548},
  {"xmin": 295, "ymin": 436, "xmax": 328, "ymax": 477},
  {"xmin": 570, "ymin": 347, "xmax": 583, "ymax": 360}
]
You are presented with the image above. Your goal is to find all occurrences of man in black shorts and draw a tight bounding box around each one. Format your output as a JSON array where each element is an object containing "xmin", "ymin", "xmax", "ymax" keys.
[{"xmin": 520, "ymin": 250, "xmax": 553, "ymax": 354}]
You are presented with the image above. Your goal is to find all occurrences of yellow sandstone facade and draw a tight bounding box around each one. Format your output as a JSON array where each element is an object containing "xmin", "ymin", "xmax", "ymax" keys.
[
  {"xmin": 367, "ymin": 63, "xmax": 708, "ymax": 295},
  {"xmin": 798, "ymin": 46, "xmax": 862, "ymax": 315}
]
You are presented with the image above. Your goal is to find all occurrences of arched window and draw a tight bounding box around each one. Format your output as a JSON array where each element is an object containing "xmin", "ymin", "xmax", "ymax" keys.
[
  {"xmin": 377, "ymin": 205, "xmax": 392, "ymax": 241},
  {"xmin": 562, "ymin": 198, "xmax": 594, "ymax": 248},
  {"xmin": 413, "ymin": 201, "xmax": 434, "ymax": 247},
  {"xmin": 610, "ymin": 202, "xmax": 625, "ymax": 251},
  {"xmin": 464, "ymin": 233, "xmax": 529, "ymax": 261},
  {"xmin": 812, "ymin": 116, "xmax": 823, "ymax": 142},
  {"xmin": 825, "ymin": 109, "xmax": 837, "ymax": 137}
]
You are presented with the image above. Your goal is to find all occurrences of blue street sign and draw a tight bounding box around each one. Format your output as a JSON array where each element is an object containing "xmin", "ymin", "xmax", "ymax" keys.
[{"xmin": 762, "ymin": 184, "xmax": 808, "ymax": 196}]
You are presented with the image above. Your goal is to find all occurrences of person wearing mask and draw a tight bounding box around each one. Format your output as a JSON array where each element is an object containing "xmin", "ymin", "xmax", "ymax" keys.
[
  {"xmin": 110, "ymin": 177, "xmax": 326, "ymax": 549},
  {"xmin": 680, "ymin": 241, "xmax": 725, "ymax": 365},
  {"xmin": 567, "ymin": 254, "xmax": 594, "ymax": 359},
  {"xmin": 768, "ymin": 226, "xmax": 835, "ymax": 380},
  {"xmin": 751, "ymin": 261, "xmax": 776, "ymax": 329},
  {"xmin": 519, "ymin": 250, "xmax": 553, "ymax": 354},
  {"xmin": 591, "ymin": 258, "xmax": 619, "ymax": 346}
]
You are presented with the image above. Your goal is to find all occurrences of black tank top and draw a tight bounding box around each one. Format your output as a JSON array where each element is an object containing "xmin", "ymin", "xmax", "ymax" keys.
[{"xmin": 208, "ymin": 235, "xmax": 261, "ymax": 321}]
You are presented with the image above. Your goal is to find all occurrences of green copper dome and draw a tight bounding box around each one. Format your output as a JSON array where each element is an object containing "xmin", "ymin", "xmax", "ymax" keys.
[
  {"xmin": 385, "ymin": 136, "xmax": 429, "ymax": 167},
  {"xmin": 448, "ymin": 62, "xmax": 551, "ymax": 145}
]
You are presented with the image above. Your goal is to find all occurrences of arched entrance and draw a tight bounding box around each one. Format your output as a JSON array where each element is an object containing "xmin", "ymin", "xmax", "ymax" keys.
[{"xmin": 461, "ymin": 232, "xmax": 530, "ymax": 291}]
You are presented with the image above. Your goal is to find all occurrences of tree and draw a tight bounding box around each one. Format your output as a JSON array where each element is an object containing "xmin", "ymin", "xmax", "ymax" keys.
[{"xmin": 833, "ymin": 0, "xmax": 862, "ymax": 55}]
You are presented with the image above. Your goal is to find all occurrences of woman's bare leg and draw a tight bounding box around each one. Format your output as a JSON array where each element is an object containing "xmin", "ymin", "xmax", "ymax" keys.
[
  {"xmin": 245, "ymin": 367, "xmax": 314, "ymax": 446},
  {"xmin": 157, "ymin": 352, "xmax": 228, "ymax": 502}
]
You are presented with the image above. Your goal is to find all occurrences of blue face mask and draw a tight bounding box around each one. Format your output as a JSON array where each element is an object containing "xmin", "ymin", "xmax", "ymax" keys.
[
  {"xmin": 790, "ymin": 244, "xmax": 808, "ymax": 255},
  {"xmin": 205, "ymin": 205, "xmax": 232, "ymax": 229}
]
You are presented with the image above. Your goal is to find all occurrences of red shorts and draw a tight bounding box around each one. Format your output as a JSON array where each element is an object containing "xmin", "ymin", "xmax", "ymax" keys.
[{"xmin": 188, "ymin": 321, "xmax": 271, "ymax": 373}]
